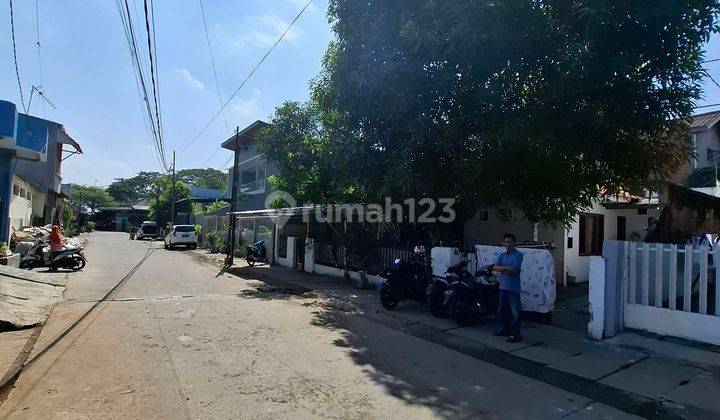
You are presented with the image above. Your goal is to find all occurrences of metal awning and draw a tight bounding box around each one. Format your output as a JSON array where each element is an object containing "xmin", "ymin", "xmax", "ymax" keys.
[{"xmin": 58, "ymin": 125, "xmax": 82, "ymax": 153}]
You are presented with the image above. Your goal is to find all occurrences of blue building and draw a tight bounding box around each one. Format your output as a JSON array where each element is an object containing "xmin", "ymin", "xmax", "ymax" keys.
[{"xmin": 0, "ymin": 100, "xmax": 82, "ymax": 243}]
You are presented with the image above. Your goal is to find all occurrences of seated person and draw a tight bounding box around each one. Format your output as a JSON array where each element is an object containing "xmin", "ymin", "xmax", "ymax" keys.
[{"xmin": 48, "ymin": 225, "xmax": 66, "ymax": 260}]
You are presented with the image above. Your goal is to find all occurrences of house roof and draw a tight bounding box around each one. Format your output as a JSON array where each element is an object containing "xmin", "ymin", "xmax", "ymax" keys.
[
  {"xmin": 691, "ymin": 110, "xmax": 720, "ymax": 132},
  {"xmin": 205, "ymin": 204, "xmax": 231, "ymax": 216},
  {"xmin": 220, "ymin": 120, "xmax": 268, "ymax": 151}
]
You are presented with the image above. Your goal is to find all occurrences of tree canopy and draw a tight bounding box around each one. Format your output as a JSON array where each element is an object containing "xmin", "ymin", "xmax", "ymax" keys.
[
  {"xmin": 69, "ymin": 185, "xmax": 115, "ymax": 212},
  {"xmin": 106, "ymin": 171, "xmax": 161, "ymax": 205},
  {"xmin": 148, "ymin": 179, "xmax": 192, "ymax": 226},
  {"xmin": 177, "ymin": 168, "xmax": 227, "ymax": 191},
  {"xmin": 107, "ymin": 168, "xmax": 226, "ymax": 205},
  {"xmin": 258, "ymin": 0, "xmax": 719, "ymax": 225}
]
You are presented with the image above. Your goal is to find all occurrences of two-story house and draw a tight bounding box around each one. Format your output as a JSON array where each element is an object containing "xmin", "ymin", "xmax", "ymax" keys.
[
  {"xmin": 13, "ymin": 118, "xmax": 82, "ymax": 227},
  {"xmin": 2, "ymin": 100, "xmax": 82, "ymax": 241},
  {"xmin": 220, "ymin": 120, "xmax": 275, "ymax": 212}
]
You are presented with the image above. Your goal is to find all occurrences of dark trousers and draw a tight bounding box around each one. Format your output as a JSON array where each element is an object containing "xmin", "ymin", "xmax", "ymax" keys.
[{"xmin": 496, "ymin": 289, "xmax": 521, "ymax": 337}]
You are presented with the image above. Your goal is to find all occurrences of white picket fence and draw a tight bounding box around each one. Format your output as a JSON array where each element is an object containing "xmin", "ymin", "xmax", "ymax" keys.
[{"xmin": 622, "ymin": 242, "xmax": 720, "ymax": 344}]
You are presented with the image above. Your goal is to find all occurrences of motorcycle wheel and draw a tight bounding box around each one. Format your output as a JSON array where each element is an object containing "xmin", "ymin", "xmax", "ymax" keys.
[
  {"xmin": 246, "ymin": 255, "xmax": 256, "ymax": 267},
  {"xmin": 450, "ymin": 297, "xmax": 477, "ymax": 326},
  {"xmin": 71, "ymin": 256, "xmax": 86, "ymax": 271},
  {"xmin": 428, "ymin": 289, "xmax": 446, "ymax": 317},
  {"xmin": 19, "ymin": 259, "xmax": 36, "ymax": 270},
  {"xmin": 380, "ymin": 286, "xmax": 399, "ymax": 310}
]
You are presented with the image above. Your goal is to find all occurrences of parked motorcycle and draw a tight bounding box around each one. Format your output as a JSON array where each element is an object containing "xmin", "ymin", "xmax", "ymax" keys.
[
  {"xmin": 379, "ymin": 245, "xmax": 431, "ymax": 310},
  {"xmin": 19, "ymin": 238, "xmax": 87, "ymax": 271},
  {"xmin": 245, "ymin": 239, "xmax": 268, "ymax": 266},
  {"xmin": 427, "ymin": 259, "xmax": 473, "ymax": 317},
  {"xmin": 445, "ymin": 264, "xmax": 499, "ymax": 326}
]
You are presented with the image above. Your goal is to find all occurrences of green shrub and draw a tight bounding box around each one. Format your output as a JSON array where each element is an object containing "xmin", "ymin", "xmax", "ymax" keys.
[
  {"xmin": 85, "ymin": 221, "xmax": 95, "ymax": 232},
  {"xmin": 205, "ymin": 231, "xmax": 225, "ymax": 254},
  {"xmin": 194, "ymin": 224, "xmax": 202, "ymax": 235}
]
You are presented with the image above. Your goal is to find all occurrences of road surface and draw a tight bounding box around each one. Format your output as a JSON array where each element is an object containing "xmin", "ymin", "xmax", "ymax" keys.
[{"xmin": 0, "ymin": 231, "xmax": 635, "ymax": 419}]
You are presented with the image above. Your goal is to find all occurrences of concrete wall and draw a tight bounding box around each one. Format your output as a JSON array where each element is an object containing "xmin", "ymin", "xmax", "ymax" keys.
[
  {"xmin": 15, "ymin": 123, "xmax": 60, "ymax": 193},
  {"xmin": 464, "ymin": 207, "xmax": 565, "ymax": 281},
  {"xmin": 278, "ymin": 237, "xmax": 295, "ymax": 268},
  {"xmin": 693, "ymin": 128, "xmax": 720, "ymax": 169},
  {"xmin": 587, "ymin": 256, "xmax": 606, "ymax": 340},
  {"xmin": 9, "ymin": 175, "xmax": 42, "ymax": 230},
  {"xmin": 564, "ymin": 202, "xmax": 658, "ymax": 283}
]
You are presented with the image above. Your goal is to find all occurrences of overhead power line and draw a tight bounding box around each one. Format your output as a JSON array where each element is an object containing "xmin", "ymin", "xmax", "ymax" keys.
[
  {"xmin": 199, "ymin": 0, "xmax": 229, "ymax": 135},
  {"xmin": 143, "ymin": 0, "xmax": 165, "ymax": 163},
  {"xmin": 178, "ymin": 0, "xmax": 313, "ymax": 157},
  {"xmin": 9, "ymin": 0, "xmax": 27, "ymax": 113},
  {"xmin": 116, "ymin": 0, "xmax": 169, "ymax": 172},
  {"xmin": 200, "ymin": 146, "xmax": 223, "ymax": 168}
]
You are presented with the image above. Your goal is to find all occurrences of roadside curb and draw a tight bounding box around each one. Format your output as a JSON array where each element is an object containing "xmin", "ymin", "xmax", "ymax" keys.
[{"xmin": 209, "ymin": 258, "xmax": 717, "ymax": 419}]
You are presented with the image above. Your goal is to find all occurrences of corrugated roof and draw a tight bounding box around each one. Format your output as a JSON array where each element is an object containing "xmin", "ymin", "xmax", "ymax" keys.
[{"xmin": 691, "ymin": 110, "xmax": 720, "ymax": 131}]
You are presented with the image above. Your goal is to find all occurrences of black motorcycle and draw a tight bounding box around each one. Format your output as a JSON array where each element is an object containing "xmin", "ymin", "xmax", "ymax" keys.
[
  {"xmin": 379, "ymin": 246, "xmax": 430, "ymax": 310},
  {"xmin": 20, "ymin": 238, "xmax": 87, "ymax": 271},
  {"xmin": 427, "ymin": 259, "xmax": 473, "ymax": 317},
  {"xmin": 245, "ymin": 239, "xmax": 268, "ymax": 266},
  {"xmin": 445, "ymin": 264, "xmax": 500, "ymax": 326}
]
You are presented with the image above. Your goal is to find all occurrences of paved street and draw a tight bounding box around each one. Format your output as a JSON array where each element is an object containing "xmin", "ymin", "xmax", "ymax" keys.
[{"xmin": 1, "ymin": 232, "xmax": 640, "ymax": 419}]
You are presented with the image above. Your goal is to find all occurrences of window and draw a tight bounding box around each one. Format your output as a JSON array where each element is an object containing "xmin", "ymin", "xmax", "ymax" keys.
[
  {"xmin": 174, "ymin": 225, "xmax": 195, "ymax": 232},
  {"xmin": 497, "ymin": 209, "xmax": 512, "ymax": 221},
  {"xmin": 616, "ymin": 216, "xmax": 627, "ymax": 241},
  {"xmin": 19, "ymin": 188, "xmax": 26, "ymax": 198},
  {"xmin": 479, "ymin": 210, "xmax": 489, "ymax": 221},
  {"xmin": 12, "ymin": 185, "xmax": 19, "ymax": 196},
  {"xmin": 567, "ymin": 237, "xmax": 573, "ymax": 249},
  {"xmin": 579, "ymin": 213, "xmax": 604, "ymax": 256}
]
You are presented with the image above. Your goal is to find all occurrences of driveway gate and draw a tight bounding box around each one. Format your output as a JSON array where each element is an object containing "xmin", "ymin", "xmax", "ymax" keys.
[{"xmin": 621, "ymin": 241, "xmax": 720, "ymax": 344}]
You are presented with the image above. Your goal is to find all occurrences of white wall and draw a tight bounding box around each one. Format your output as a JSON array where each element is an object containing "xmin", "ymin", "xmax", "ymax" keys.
[
  {"xmin": 564, "ymin": 202, "xmax": 659, "ymax": 283},
  {"xmin": 9, "ymin": 176, "xmax": 39, "ymax": 230},
  {"xmin": 693, "ymin": 128, "xmax": 720, "ymax": 169},
  {"xmin": 464, "ymin": 207, "xmax": 565, "ymax": 280}
]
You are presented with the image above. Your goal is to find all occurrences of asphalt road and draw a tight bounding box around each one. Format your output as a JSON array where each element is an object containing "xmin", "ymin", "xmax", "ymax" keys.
[{"xmin": 0, "ymin": 231, "xmax": 637, "ymax": 419}]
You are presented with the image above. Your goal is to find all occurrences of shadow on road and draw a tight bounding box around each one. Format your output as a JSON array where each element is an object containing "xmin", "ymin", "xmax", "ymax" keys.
[{"xmin": 230, "ymin": 270, "xmax": 488, "ymax": 418}]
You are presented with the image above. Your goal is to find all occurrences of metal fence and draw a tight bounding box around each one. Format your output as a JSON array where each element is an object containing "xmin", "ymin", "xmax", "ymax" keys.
[{"xmin": 314, "ymin": 239, "xmax": 413, "ymax": 274}]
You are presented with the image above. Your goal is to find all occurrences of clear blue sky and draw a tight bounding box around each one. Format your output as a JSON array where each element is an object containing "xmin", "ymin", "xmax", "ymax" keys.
[
  {"xmin": 1, "ymin": 0, "xmax": 331, "ymax": 186},
  {"xmin": 2, "ymin": 1, "xmax": 720, "ymax": 186}
]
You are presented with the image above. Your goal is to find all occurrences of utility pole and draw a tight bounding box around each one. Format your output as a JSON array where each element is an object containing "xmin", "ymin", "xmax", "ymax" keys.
[
  {"xmin": 155, "ymin": 180, "xmax": 161, "ymax": 225},
  {"xmin": 226, "ymin": 126, "xmax": 240, "ymax": 266},
  {"xmin": 170, "ymin": 150, "xmax": 176, "ymax": 226}
]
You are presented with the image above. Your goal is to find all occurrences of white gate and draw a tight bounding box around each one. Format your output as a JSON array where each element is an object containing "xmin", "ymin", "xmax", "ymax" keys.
[{"xmin": 622, "ymin": 242, "xmax": 720, "ymax": 344}]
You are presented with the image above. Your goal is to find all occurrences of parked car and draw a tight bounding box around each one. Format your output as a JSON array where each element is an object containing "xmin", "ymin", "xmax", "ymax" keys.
[
  {"xmin": 135, "ymin": 221, "xmax": 158, "ymax": 240},
  {"xmin": 164, "ymin": 225, "xmax": 198, "ymax": 249}
]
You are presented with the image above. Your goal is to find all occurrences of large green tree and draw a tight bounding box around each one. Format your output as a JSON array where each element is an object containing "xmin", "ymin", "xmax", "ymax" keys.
[
  {"xmin": 69, "ymin": 185, "xmax": 115, "ymax": 212},
  {"xmin": 260, "ymin": 0, "xmax": 719, "ymax": 225},
  {"xmin": 148, "ymin": 179, "xmax": 192, "ymax": 226},
  {"xmin": 107, "ymin": 169, "xmax": 227, "ymax": 205},
  {"xmin": 177, "ymin": 168, "xmax": 228, "ymax": 191},
  {"xmin": 106, "ymin": 171, "xmax": 162, "ymax": 205}
]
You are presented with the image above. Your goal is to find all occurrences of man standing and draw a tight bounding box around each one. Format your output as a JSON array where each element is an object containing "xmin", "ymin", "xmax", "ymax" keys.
[{"xmin": 493, "ymin": 233, "xmax": 523, "ymax": 343}]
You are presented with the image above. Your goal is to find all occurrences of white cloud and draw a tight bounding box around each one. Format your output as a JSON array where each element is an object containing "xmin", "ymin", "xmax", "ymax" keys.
[
  {"xmin": 234, "ymin": 15, "xmax": 306, "ymax": 48},
  {"xmin": 175, "ymin": 68, "xmax": 204, "ymax": 92},
  {"xmin": 227, "ymin": 97, "xmax": 265, "ymax": 125}
]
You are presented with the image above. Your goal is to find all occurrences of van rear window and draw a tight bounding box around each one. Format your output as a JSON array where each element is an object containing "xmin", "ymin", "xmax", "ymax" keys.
[{"xmin": 175, "ymin": 226, "xmax": 195, "ymax": 232}]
